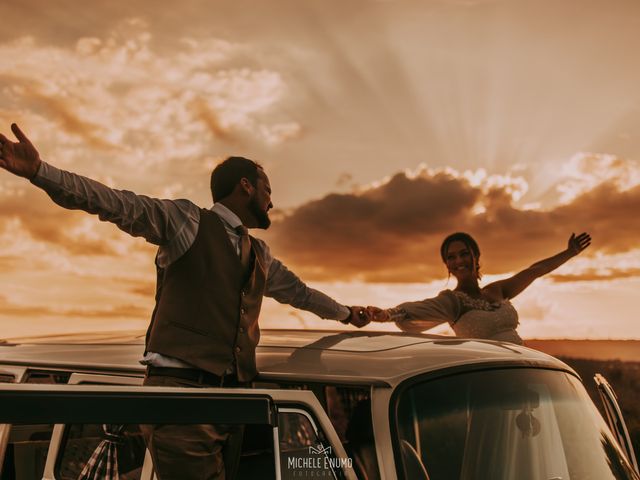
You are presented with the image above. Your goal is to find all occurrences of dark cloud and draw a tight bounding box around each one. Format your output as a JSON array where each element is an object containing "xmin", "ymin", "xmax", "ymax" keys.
[
  {"xmin": 261, "ymin": 170, "xmax": 480, "ymax": 281},
  {"xmin": 262, "ymin": 170, "xmax": 640, "ymax": 282}
]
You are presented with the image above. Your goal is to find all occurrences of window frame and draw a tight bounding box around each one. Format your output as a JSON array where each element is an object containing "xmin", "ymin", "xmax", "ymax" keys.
[
  {"xmin": 0, "ymin": 367, "xmax": 27, "ymax": 475},
  {"xmin": 595, "ymin": 373, "xmax": 640, "ymax": 474}
]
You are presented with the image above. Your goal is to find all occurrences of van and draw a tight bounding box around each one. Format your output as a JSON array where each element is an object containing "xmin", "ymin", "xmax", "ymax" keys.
[{"xmin": 0, "ymin": 329, "xmax": 638, "ymax": 479}]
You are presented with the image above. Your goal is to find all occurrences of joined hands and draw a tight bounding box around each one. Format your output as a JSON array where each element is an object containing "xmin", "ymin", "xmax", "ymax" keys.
[
  {"xmin": 343, "ymin": 306, "xmax": 392, "ymax": 327},
  {"xmin": 344, "ymin": 306, "xmax": 371, "ymax": 328},
  {"xmin": 366, "ymin": 306, "xmax": 390, "ymax": 322}
]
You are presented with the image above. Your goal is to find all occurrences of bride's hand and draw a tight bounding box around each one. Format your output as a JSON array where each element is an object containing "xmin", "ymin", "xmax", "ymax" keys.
[
  {"xmin": 366, "ymin": 306, "xmax": 390, "ymax": 322},
  {"xmin": 567, "ymin": 232, "xmax": 591, "ymax": 256}
]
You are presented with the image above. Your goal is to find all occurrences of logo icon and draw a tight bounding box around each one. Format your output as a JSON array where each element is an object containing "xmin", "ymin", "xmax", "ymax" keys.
[{"xmin": 309, "ymin": 444, "xmax": 332, "ymax": 455}]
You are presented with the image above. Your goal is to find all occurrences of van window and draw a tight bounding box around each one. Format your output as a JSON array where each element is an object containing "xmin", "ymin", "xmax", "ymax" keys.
[
  {"xmin": 25, "ymin": 371, "xmax": 70, "ymax": 384},
  {"xmin": 56, "ymin": 424, "xmax": 146, "ymax": 480},
  {"xmin": 52, "ymin": 423, "xmax": 277, "ymax": 480},
  {"xmin": 279, "ymin": 409, "xmax": 342, "ymax": 480},
  {"xmin": 394, "ymin": 368, "xmax": 639, "ymax": 480},
  {"xmin": 256, "ymin": 381, "xmax": 381, "ymax": 479},
  {"xmin": 0, "ymin": 385, "xmax": 283, "ymax": 480},
  {"xmin": 236, "ymin": 424, "xmax": 276, "ymax": 479},
  {"xmin": 0, "ymin": 371, "xmax": 70, "ymax": 479},
  {"xmin": 325, "ymin": 386, "xmax": 380, "ymax": 480},
  {"xmin": 1, "ymin": 423, "xmax": 52, "ymax": 480}
]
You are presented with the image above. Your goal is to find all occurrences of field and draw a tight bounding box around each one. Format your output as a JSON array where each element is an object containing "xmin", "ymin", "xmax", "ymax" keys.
[
  {"xmin": 526, "ymin": 340, "xmax": 640, "ymax": 362},
  {"xmin": 529, "ymin": 340, "xmax": 640, "ymax": 463}
]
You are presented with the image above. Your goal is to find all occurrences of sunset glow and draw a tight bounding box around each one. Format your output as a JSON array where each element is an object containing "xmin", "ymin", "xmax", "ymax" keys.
[{"xmin": 1, "ymin": 0, "xmax": 639, "ymax": 339}]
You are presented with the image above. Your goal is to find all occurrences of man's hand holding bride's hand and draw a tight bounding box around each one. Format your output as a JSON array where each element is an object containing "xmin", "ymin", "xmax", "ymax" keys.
[
  {"xmin": 345, "ymin": 306, "xmax": 372, "ymax": 328},
  {"xmin": 343, "ymin": 306, "xmax": 393, "ymax": 326}
]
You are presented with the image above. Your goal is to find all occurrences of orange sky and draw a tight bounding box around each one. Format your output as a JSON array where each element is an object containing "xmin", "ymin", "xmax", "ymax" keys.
[{"xmin": 0, "ymin": 0, "xmax": 639, "ymax": 339}]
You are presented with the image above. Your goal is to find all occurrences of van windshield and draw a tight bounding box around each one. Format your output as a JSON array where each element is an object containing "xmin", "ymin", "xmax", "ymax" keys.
[{"xmin": 393, "ymin": 368, "xmax": 639, "ymax": 480}]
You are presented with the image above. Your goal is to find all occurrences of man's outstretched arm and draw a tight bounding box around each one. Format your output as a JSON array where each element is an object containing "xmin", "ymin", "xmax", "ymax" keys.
[
  {"xmin": 0, "ymin": 124, "xmax": 198, "ymax": 255},
  {"xmin": 263, "ymin": 251, "xmax": 370, "ymax": 328}
]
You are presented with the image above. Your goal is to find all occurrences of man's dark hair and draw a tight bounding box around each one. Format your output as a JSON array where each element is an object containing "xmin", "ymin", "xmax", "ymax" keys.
[{"xmin": 210, "ymin": 156, "xmax": 262, "ymax": 202}]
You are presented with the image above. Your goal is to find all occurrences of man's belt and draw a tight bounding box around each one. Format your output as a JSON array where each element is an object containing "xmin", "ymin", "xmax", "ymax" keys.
[{"xmin": 146, "ymin": 366, "xmax": 242, "ymax": 386}]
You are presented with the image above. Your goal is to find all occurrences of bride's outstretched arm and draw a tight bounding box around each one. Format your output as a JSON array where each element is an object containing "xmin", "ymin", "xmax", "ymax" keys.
[
  {"xmin": 489, "ymin": 232, "xmax": 591, "ymax": 300},
  {"xmin": 366, "ymin": 290, "xmax": 459, "ymax": 333}
]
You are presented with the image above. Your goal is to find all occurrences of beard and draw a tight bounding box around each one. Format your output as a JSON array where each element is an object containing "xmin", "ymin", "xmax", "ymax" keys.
[{"xmin": 249, "ymin": 195, "xmax": 271, "ymax": 229}]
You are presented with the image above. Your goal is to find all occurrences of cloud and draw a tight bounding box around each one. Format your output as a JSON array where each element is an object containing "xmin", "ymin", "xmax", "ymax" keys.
[
  {"xmin": 513, "ymin": 295, "xmax": 553, "ymax": 323},
  {"xmin": 0, "ymin": 185, "xmax": 143, "ymax": 257},
  {"xmin": 264, "ymin": 168, "xmax": 480, "ymax": 278},
  {"xmin": 5, "ymin": 80, "xmax": 117, "ymax": 150},
  {"xmin": 128, "ymin": 281, "xmax": 156, "ymax": 297},
  {"xmin": 0, "ymin": 294, "xmax": 148, "ymax": 319},
  {"xmin": 554, "ymin": 152, "xmax": 640, "ymax": 204},
  {"xmin": 189, "ymin": 97, "xmax": 234, "ymax": 141},
  {"xmin": 263, "ymin": 156, "xmax": 640, "ymax": 282},
  {"xmin": 0, "ymin": 19, "xmax": 300, "ymax": 178},
  {"xmin": 549, "ymin": 268, "xmax": 640, "ymax": 283}
]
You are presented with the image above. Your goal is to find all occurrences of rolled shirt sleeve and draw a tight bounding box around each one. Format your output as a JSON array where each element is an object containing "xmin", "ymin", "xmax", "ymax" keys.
[{"xmin": 394, "ymin": 290, "xmax": 460, "ymax": 333}]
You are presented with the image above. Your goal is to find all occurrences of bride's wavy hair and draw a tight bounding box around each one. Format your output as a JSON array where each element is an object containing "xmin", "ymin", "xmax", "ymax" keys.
[{"xmin": 440, "ymin": 232, "xmax": 482, "ymax": 280}]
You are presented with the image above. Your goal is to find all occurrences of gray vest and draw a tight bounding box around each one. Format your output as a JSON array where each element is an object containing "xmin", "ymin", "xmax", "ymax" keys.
[{"xmin": 145, "ymin": 209, "xmax": 267, "ymax": 381}]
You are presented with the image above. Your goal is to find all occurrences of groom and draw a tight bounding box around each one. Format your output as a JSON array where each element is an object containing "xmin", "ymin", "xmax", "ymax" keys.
[{"xmin": 0, "ymin": 123, "xmax": 371, "ymax": 479}]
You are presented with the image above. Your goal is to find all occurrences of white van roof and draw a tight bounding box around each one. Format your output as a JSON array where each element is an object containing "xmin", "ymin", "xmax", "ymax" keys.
[{"xmin": 0, "ymin": 329, "xmax": 573, "ymax": 387}]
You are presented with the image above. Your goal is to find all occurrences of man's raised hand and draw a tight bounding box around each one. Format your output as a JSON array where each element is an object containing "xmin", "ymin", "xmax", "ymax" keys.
[{"xmin": 0, "ymin": 123, "xmax": 41, "ymax": 179}]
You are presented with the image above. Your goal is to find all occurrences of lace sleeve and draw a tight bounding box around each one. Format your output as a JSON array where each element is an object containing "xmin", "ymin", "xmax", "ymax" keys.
[
  {"xmin": 387, "ymin": 307, "xmax": 408, "ymax": 322},
  {"xmin": 394, "ymin": 290, "xmax": 460, "ymax": 333}
]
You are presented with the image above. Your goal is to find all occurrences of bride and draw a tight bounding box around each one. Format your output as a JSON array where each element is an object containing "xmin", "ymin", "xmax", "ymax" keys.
[{"xmin": 367, "ymin": 232, "xmax": 591, "ymax": 344}]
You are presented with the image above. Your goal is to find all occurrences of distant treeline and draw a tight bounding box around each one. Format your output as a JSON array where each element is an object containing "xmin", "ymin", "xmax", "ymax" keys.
[{"xmin": 558, "ymin": 356, "xmax": 640, "ymax": 462}]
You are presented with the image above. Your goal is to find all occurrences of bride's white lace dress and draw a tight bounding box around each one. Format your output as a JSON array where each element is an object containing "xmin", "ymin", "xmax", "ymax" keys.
[{"xmin": 393, "ymin": 289, "xmax": 523, "ymax": 345}]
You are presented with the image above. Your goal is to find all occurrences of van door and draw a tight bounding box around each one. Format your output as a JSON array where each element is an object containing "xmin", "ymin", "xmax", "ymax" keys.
[
  {"xmin": 0, "ymin": 383, "xmax": 356, "ymax": 480},
  {"xmin": 595, "ymin": 373, "xmax": 639, "ymax": 474}
]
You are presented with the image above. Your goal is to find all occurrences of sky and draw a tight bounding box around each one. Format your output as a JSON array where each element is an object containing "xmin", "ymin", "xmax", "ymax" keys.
[{"xmin": 0, "ymin": 0, "xmax": 639, "ymax": 339}]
